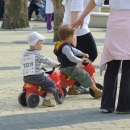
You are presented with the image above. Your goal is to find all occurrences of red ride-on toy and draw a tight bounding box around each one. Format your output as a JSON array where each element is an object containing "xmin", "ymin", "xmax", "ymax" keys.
[
  {"xmin": 59, "ymin": 60, "xmax": 103, "ymax": 98},
  {"xmin": 18, "ymin": 67, "xmax": 67, "ymax": 108}
]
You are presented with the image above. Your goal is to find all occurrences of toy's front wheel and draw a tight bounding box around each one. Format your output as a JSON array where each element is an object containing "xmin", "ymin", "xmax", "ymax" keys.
[
  {"xmin": 26, "ymin": 93, "xmax": 40, "ymax": 108},
  {"xmin": 89, "ymin": 83, "xmax": 103, "ymax": 97},
  {"xmin": 18, "ymin": 91, "xmax": 27, "ymax": 106},
  {"xmin": 54, "ymin": 89, "xmax": 64, "ymax": 104}
]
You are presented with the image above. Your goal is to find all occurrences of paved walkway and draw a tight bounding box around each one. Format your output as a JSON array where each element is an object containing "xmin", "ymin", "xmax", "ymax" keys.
[{"xmin": 0, "ymin": 20, "xmax": 130, "ymax": 130}]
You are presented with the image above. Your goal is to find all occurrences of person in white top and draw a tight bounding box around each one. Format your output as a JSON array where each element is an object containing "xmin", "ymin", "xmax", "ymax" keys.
[
  {"xmin": 45, "ymin": 0, "xmax": 54, "ymax": 32},
  {"xmin": 72, "ymin": 0, "xmax": 130, "ymax": 114},
  {"xmin": 62, "ymin": 0, "xmax": 97, "ymax": 62},
  {"xmin": 62, "ymin": 0, "xmax": 98, "ymax": 95}
]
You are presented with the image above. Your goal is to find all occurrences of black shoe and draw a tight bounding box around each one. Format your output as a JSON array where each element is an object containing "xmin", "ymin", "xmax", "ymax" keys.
[
  {"xmin": 116, "ymin": 111, "xmax": 130, "ymax": 114},
  {"xmin": 101, "ymin": 109, "xmax": 114, "ymax": 113},
  {"xmin": 75, "ymin": 86, "xmax": 89, "ymax": 94}
]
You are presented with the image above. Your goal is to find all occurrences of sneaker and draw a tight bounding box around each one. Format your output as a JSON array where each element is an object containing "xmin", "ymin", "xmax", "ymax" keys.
[
  {"xmin": 42, "ymin": 99, "xmax": 55, "ymax": 107},
  {"xmin": 68, "ymin": 86, "xmax": 80, "ymax": 95},
  {"xmin": 94, "ymin": 89, "xmax": 102, "ymax": 99},
  {"xmin": 101, "ymin": 109, "xmax": 113, "ymax": 113},
  {"xmin": 47, "ymin": 29, "xmax": 53, "ymax": 33}
]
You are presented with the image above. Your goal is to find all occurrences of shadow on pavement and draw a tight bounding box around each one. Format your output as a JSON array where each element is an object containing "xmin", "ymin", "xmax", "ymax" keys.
[
  {"xmin": 0, "ymin": 108, "xmax": 130, "ymax": 130},
  {"xmin": 0, "ymin": 66, "xmax": 20, "ymax": 70},
  {"xmin": 0, "ymin": 65, "xmax": 53, "ymax": 71},
  {"xmin": 0, "ymin": 65, "xmax": 100, "ymax": 71}
]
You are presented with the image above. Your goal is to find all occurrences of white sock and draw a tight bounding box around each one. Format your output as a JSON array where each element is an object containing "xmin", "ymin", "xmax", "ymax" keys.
[{"xmin": 45, "ymin": 96, "xmax": 51, "ymax": 100}]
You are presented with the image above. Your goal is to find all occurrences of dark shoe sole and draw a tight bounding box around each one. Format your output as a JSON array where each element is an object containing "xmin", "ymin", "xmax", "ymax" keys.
[
  {"xmin": 117, "ymin": 111, "xmax": 130, "ymax": 114},
  {"xmin": 101, "ymin": 109, "xmax": 114, "ymax": 113}
]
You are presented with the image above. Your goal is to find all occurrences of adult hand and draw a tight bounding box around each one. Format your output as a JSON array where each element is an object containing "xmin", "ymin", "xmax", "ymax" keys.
[
  {"xmin": 82, "ymin": 53, "xmax": 89, "ymax": 58},
  {"xmin": 72, "ymin": 18, "xmax": 84, "ymax": 29}
]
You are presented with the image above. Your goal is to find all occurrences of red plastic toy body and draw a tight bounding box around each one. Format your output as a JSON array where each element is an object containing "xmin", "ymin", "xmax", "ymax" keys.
[
  {"xmin": 24, "ymin": 71, "xmax": 64, "ymax": 97},
  {"xmin": 59, "ymin": 63, "xmax": 96, "ymax": 88},
  {"xmin": 18, "ymin": 69, "xmax": 65, "ymax": 108}
]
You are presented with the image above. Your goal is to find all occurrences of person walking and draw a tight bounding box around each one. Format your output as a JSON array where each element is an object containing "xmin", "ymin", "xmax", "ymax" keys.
[
  {"xmin": 62, "ymin": 0, "xmax": 98, "ymax": 94},
  {"xmin": 72, "ymin": 0, "xmax": 130, "ymax": 114},
  {"xmin": 45, "ymin": 0, "xmax": 54, "ymax": 33}
]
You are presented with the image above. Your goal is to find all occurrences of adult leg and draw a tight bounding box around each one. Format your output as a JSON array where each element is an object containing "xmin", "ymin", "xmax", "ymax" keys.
[
  {"xmin": 76, "ymin": 33, "xmax": 97, "ymax": 93},
  {"xmin": 34, "ymin": 9, "xmax": 39, "ymax": 20},
  {"xmin": 116, "ymin": 60, "xmax": 130, "ymax": 112},
  {"xmin": 77, "ymin": 32, "xmax": 98, "ymax": 62},
  {"xmin": 28, "ymin": 3, "xmax": 39, "ymax": 20},
  {"xmin": 46, "ymin": 13, "xmax": 52, "ymax": 31},
  {"xmin": 35, "ymin": 9, "xmax": 39, "ymax": 16},
  {"xmin": 101, "ymin": 60, "xmax": 121, "ymax": 111}
]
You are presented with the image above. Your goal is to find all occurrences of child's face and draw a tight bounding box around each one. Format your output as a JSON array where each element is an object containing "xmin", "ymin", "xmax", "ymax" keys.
[
  {"xmin": 35, "ymin": 40, "xmax": 44, "ymax": 51},
  {"xmin": 68, "ymin": 34, "xmax": 76, "ymax": 43}
]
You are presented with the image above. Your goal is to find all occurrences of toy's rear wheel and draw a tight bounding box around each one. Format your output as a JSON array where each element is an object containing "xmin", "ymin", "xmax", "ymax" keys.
[
  {"xmin": 18, "ymin": 91, "xmax": 27, "ymax": 106},
  {"xmin": 61, "ymin": 86, "xmax": 67, "ymax": 97},
  {"xmin": 54, "ymin": 89, "xmax": 64, "ymax": 104},
  {"xmin": 26, "ymin": 93, "xmax": 40, "ymax": 108},
  {"xmin": 89, "ymin": 83, "xmax": 103, "ymax": 97}
]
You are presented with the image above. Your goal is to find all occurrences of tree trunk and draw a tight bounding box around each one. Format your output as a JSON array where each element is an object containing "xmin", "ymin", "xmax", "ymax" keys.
[
  {"xmin": 52, "ymin": 0, "xmax": 64, "ymax": 42},
  {"xmin": 1, "ymin": 0, "xmax": 29, "ymax": 29}
]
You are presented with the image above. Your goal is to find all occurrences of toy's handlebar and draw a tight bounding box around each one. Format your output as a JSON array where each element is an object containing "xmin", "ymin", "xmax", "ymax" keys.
[
  {"xmin": 41, "ymin": 64, "xmax": 60, "ymax": 74},
  {"xmin": 41, "ymin": 67, "xmax": 55, "ymax": 74},
  {"xmin": 82, "ymin": 59, "xmax": 90, "ymax": 65}
]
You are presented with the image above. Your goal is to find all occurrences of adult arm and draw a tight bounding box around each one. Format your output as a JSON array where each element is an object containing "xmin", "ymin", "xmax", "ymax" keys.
[
  {"xmin": 71, "ymin": 12, "xmax": 78, "ymax": 24},
  {"xmin": 71, "ymin": 0, "xmax": 84, "ymax": 24},
  {"xmin": 72, "ymin": 0, "xmax": 104, "ymax": 29}
]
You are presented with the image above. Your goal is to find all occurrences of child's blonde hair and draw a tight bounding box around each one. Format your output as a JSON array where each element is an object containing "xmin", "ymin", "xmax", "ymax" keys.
[{"xmin": 58, "ymin": 24, "xmax": 75, "ymax": 40}]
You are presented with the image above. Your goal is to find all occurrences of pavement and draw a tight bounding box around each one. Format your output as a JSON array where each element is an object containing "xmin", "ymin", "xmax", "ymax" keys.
[{"xmin": 0, "ymin": 20, "xmax": 130, "ymax": 130}]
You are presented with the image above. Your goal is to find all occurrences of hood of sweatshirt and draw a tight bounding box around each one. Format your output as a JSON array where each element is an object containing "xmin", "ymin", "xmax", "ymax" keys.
[{"xmin": 54, "ymin": 41, "xmax": 64, "ymax": 56}]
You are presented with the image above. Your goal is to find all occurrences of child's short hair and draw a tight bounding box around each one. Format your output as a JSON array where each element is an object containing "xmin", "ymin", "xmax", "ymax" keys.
[{"xmin": 58, "ymin": 24, "xmax": 75, "ymax": 40}]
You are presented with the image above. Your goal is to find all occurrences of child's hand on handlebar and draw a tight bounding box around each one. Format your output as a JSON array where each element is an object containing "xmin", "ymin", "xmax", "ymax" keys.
[
  {"xmin": 81, "ymin": 57, "xmax": 87, "ymax": 63},
  {"xmin": 55, "ymin": 63, "xmax": 60, "ymax": 68},
  {"xmin": 82, "ymin": 53, "xmax": 89, "ymax": 58}
]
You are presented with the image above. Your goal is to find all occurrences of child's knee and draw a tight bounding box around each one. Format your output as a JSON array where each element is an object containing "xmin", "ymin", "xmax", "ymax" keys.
[{"xmin": 77, "ymin": 73, "xmax": 94, "ymax": 88}]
